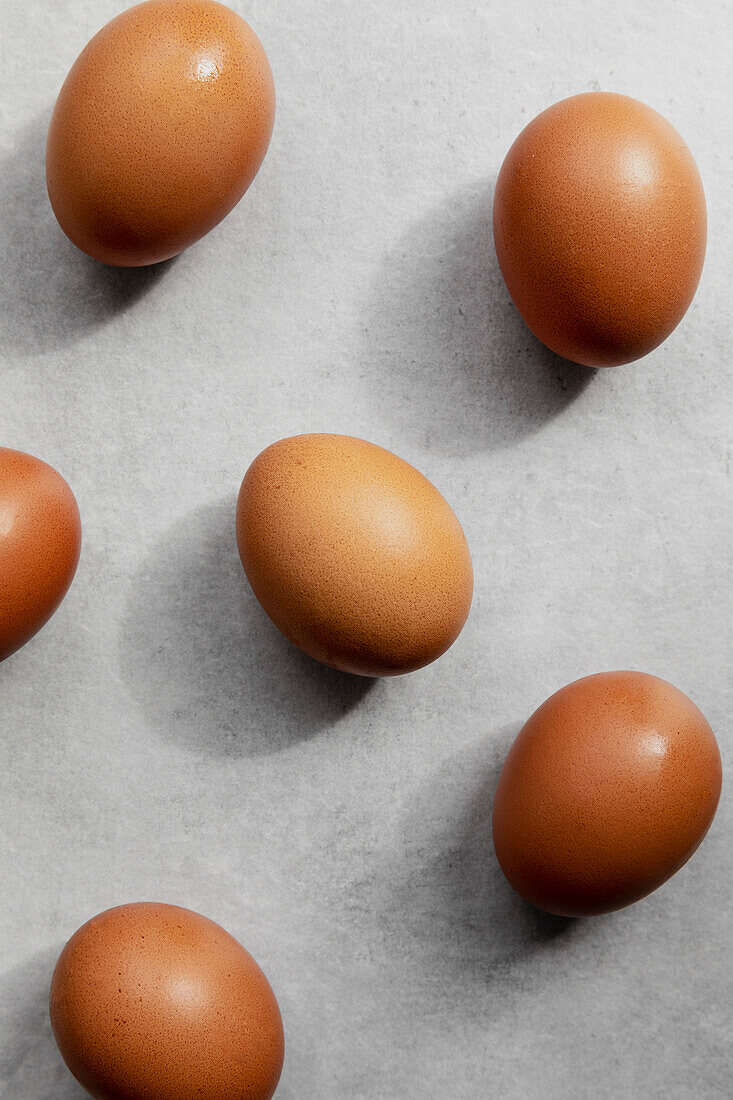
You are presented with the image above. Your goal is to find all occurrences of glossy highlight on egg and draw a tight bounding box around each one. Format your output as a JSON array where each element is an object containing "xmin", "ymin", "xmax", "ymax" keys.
[
  {"xmin": 493, "ymin": 92, "xmax": 707, "ymax": 367},
  {"xmin": 492, "ymin": 671, "xmax": 722, "ymax": 916},
  {"xmin": 46, "ymin": 0, "xmax": 275, "ymax": 266},
  {"xmin": 50, "ymin": 902, "xmax": 284, "ymax": 1100},
  {"xmin": 0, "ymin": 447, "xmax": 81, "ymax": 661},
  {"xmin": 236, "ymin": 434, "xmax": 474, "ymax": 677}
]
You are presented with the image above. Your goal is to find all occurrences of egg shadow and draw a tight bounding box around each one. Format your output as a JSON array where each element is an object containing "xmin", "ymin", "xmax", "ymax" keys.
[
  {"xmin": 0, "ymin": 113, "xmax": 173, "ymax": 358},
  {"xmin": 0, "ymin": 950, "xmax": 87, "ymax": 1099},
  {"xmin": 382, "ymin": 724, "xmax": 574, "ymax": 994},
  {"xmin": 359, "ymin": 179, "xmax": 596, "ymax": 454},
  {"xmin": 118, "ymin": 498, "xmax": 375, "ymax": 758}
]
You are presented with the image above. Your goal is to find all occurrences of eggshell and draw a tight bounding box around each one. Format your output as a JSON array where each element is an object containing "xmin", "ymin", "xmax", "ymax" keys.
[
  {"xmin": 50, "ymin": 902, "xmax": 284, "ymax": 1100},
  {"xmin": 492, "ymin": 671, "xmax": 722, "ymax": 916},
  {"xmin": 493, "ymin": 92, "xmax": 707, "ymax": 367},
  {"xmin": 46, "ymin": 0, "xmax": 275, "ymax": 266},
  {"xmin": 236, "ymin": 434, "xmax": 473, "ymax": 677},
  {"xmin": 0, "ymin": 448, "xmax": 81, "ymax": 661}
]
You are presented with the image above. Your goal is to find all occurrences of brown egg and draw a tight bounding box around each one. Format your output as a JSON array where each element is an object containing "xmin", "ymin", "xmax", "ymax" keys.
[
  {"xmin": 492, "ymin": 671, "xmax": 722, "ymax": 916},
  {"xmin": 0, "ymin": 448, "xmax": 81, "ymax": 661},
  {"xmin": 493, "ymin": 92, "xmax": 706, "ymax": 367},
  {"xmin": 236, "ymin": 434, "xmax": 473, "ymax": 677},
  {"xmin": 50, "ymin": 902, "xmax": 284, "ymax": 1100},
  {"xmin": 46, "ymin": 0, "xmax": 275, "ymax": 266}
]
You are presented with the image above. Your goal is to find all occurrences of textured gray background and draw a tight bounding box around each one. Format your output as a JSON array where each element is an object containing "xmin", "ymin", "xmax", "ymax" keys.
[{"xmin": 1, "ymin": 0, "xmax": 731, "ymax": 1097}]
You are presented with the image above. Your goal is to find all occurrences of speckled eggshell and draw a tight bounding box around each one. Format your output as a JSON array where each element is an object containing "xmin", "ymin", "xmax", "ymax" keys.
[
  {"xmin": 0, "ymin": 447, "xmax": 81, "ymax": 661},
  {"xmin": 50, "ymin": 902, "xmax": 284, "ymax": 1100},
  {"xmin": 492, "ymin": 671, "xmax": 722, "ymax": 917},
  {"xmin": 493, "ymin": 92, "xmax": 707, "ymax": 367},
  {"xmin": 236, "ymin": 434, "xmax": 474, "ymax": 677},
  {"xmin": 46, "ymin": 0, "xmax": 275, "ymax": 266}
]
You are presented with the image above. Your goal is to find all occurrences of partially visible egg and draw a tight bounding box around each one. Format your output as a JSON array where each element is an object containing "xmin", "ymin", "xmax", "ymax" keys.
[
  {"xmin": 0, "ymin": 448, "xmax": 81, "ymax": 661},
  {"xmin": 236, "ymin": 434, "xmax": 473, "ymax": 676},
  {"xmin": 493, "ymin": 92, "xmax": 706, "ymax": 367},
  {"xmin": 50, "ymin": 902, "xmax": 284, "ymax": 1100},
  {"xmin": 492, "ymin": 671, "xmax": 722, "ymax": 916},
  {"xmin": 46, "ymin": 0, "xmax": 275, "ymax": 266}
]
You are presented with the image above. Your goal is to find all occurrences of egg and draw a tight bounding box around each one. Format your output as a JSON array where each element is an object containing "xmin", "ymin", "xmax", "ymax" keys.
[
  {"xmin": 50, "ymin": 902, "xmax": 284, "ymax": 1100},
  {"xmin": 492, "ymin": 671, "xmax": 722, "ymax": 916},
  {"xmin": 236, "ymin": 434, "xmax": 473, "ymax": 676},
  {"xmin": 0, "ymin": 448, "xmax": 81, "ymax": 661},
  {"xmin": 46, "ymin": 0, "xmax": 275, "ymax": 266},
  {"xmin": 493, "ymin": 92, "xmax": 706, "ymax": 367}
]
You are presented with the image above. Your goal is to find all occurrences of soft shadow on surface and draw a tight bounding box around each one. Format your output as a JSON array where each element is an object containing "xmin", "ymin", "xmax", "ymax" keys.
[
  {"xmin": 360, "ymin": 180, "xmax": 595, "ymax": 454},
  {"xmin": 0, "ymin": 951, "xmax": 86, "ymax": 1099},
  {"xmin": 118, "ymin": 499, "xmax": 375, "ymax": 758},
  {"xmin": 0, "ymin": 114, "xmax": 173, "ymax": 357},
  {"xmin": 385, "ymin": 725, "xmax": 574, "ymax": 986}
]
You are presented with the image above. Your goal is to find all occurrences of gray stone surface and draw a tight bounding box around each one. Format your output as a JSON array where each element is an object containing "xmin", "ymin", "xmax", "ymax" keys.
[{"xmin": 0, "ymin": 1, "xmax": 731, "ymax": 1097}]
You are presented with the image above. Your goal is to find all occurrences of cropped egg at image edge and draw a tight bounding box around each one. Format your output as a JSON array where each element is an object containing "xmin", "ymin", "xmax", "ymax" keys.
[{"xmin": 0, "ymin": 1, "xmax": 731, "ymax": 1098}]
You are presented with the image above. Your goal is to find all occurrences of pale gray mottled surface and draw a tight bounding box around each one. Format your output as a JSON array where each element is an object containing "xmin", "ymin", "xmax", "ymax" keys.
[{"xmin": 1, "ymin": 1, "xmax": 731, "ymax": 1097}]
